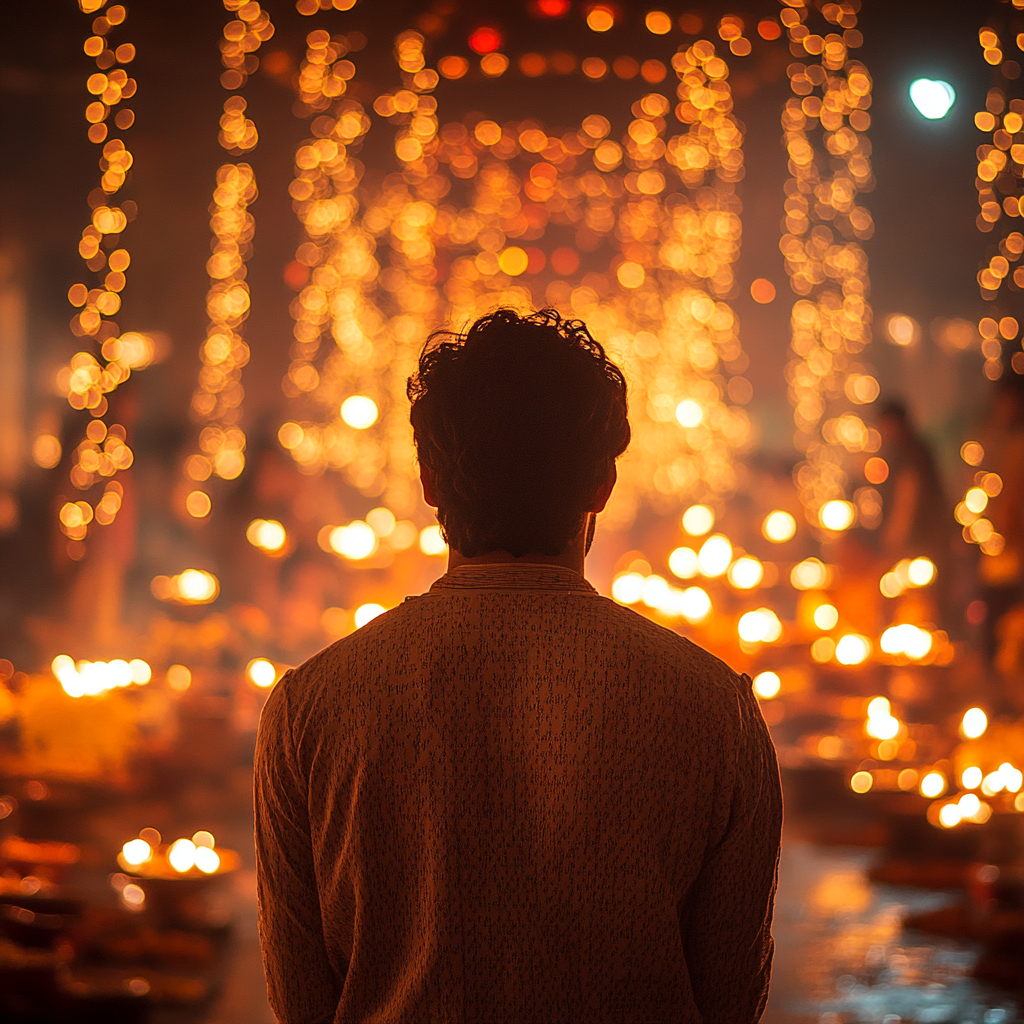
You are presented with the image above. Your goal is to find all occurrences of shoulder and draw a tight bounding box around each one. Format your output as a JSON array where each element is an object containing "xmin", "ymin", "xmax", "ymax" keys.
[
  {"xmin": 595, "ymin": 594, "xmax": 746, "ymax": 685},
  {"xmin": 258, "ymin": 601, "xmax": 425, "ymax": 733}
]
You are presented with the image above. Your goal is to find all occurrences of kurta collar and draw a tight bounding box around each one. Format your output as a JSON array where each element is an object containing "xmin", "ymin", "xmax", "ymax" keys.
[{"xmin": 429, "ymin": 562, "xmax": 597, "ymax": 594}]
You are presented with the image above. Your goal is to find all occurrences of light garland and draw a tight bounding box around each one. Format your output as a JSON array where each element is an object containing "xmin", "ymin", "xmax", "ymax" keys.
[
  {"xmin": 280, "ymin": 29, "xmax": 754, "ymax": 535},
  {"xmin": 181, "ymin": 0, "xmax": 274, "ymax": 519},
  {"xmin": 778, "ymin": 0, "xmax": 878, "ymax": 532},
  {"xmin": 973, "ymin": 24, "xmax": 1024, "ymax": 378},
  {"xmin": 56, "ymin": 0, "xmax": 146, "ymax": 557}
]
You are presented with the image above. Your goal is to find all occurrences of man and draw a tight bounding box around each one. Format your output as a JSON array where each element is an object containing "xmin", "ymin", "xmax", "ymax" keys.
[{"xmin": 255, "ymin": 309, "xmax": 782, "ymax": 1024}]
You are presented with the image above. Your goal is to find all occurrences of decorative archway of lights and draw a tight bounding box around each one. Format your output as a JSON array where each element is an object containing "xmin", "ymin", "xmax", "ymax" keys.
[
  {"xmin": 276, "ymin": 4, "xmax": 876, "ymax": 547},
  {"xmin": 277, "ymin": 27, "xmax": 756, "ymax": 534}
]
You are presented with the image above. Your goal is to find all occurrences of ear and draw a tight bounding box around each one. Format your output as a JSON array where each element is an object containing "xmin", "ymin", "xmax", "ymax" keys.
[
  {"xmin": 589, "ymin": 463, "xmax": 617, "ymax": 514},
  {"xmin": 419, "ymin": 463, "xmax": 438, "ymax": 508}
]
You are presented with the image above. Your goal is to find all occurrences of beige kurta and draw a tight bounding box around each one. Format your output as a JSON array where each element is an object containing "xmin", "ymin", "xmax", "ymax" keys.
[{"xmin": 255, "ymin": 563, "xmax": 782, "ymax": 1024}]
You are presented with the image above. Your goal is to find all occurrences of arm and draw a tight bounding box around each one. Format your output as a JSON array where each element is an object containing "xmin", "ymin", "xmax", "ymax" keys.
[
  {"xmin": 680, "ymin": 675, "xmax": 783, "ymax": 1024},
  {"xmin": 254, "ymin": 676, "xmax": 343, "ymax": 1024}
]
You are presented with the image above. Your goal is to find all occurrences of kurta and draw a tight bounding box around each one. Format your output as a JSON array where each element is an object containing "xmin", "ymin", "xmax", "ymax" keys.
[{"xmin": 255, "ymin": 562, "xmax": 782, "ymax": 1024}]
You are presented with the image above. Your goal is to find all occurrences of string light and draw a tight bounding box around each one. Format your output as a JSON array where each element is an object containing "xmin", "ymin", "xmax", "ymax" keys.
[
  {"xmin": 972, "ymin": 27, "xmax": 1024, "ymax": 378},
  {"xmin": 57, "ymin": 0, "xmax": 144, "ymax": 556},
  {"xmin": 181, "ymin": 0, "xmax": 275, "ymax": 519},
  {"xmin": 779, "ymin": 3, "xmax": 877, "ymax": 529}
]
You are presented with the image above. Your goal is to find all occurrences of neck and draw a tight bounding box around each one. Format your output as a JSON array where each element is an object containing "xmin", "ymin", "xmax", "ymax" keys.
[{"xmin": 447, "ymin": 517, "xmax": 589, "ymax": 576}]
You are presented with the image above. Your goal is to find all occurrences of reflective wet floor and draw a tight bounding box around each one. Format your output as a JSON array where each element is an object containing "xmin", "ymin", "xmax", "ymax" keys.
[
  {"xmin": 763, "ymin": 842, "xmax": 1021, "ymax": 1024},
  {"xmin": 204, "ymin": 838, "xmax": 1023, "ymax": 1023}
]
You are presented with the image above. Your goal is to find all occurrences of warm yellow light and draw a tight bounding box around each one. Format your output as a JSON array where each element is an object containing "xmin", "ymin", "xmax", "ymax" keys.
[
  {"xmin": 961, "ymin": 707, "xmax": 988, "ymax": 739},
  {"xmin": 168, "ymin": 839, "xmax": 197, "ymax": 873},
  {"xmin": 820, "ymin": 499, "xmax": 855, "ymax": 531},
  {"xmin": 247, "ymin": 658, "xmax": 277, "ymax": 688},
  {"xmin": 938, "ymin": 802, "xmax": 961, "ymax": 828},
  {"xmin": 791, "ymin": 558, "xmax": 829, "ymax": 590},
  {"xmin": 762, "ymin": 510, "xmax": 796, "ymax": 543},
  {"xmin": 737, "ymin": 608, "xmax": 782, "ymax": 644},
  {"xmin": 617, "ymin": 261, "xmax": 645, "ymax": 289},
  {"xmin": 194, "ymin": 847, "xmax": 221, "ymax": 874},
  {"xmin": 32, "ymin": 434, "xmax": 62, "ymax": 469},
  {"xmin": 419, "ymin": 524, "xmax": 448, "ymax": 555},
  {"xmin": 247, "ymin": 518, "xmax": 287, "ymax": 552},
  {"xmin": 961, "ymin": 441, "xmax": 985, "ymax": 466},
  {"xmin": 681, "ymin": 504, "xmax": 714, "ymax": 536},
  {"xmin": 167, "ymin": 665, "xmax": 192, "ymax": 692},
  {"xmin": 850, "ymin": 771, "xmax": 873, "ymax": 794},
  {"xmin": 964, "ymin": 487, "xmax": 988, "ymax": 514},
  {"xmin": 811, "ymin": 637, "xmax": 835, "ymax": 663},
  {"xmin": 330, "ymin": 521, "xmax": 378, "ymax": 560},
  {"xmin": 835, "ymin": 634, "xmax": 871, "ymax": 665},
  {"xmin": 354, "ymin": 603, "xmax": 386, "ymax": 628},
  {"xmin": 678, "ymin": 586, "xmax": 711, "ymax": 623},
  {"xmin": 611, "ymin": 572, "xmax": 645, "ymax": 604},
  {"xmin": 645, "ymin": 10, "xmax": 672, "ymax": 34},
  {"xmin": 177, "ymin": 569, "xmax": 219, "ymax": 603},
  {"xmin": 813, "ymin": 604, "xmax": 839, "ymax": 630},
  {"xmin": 668, "ymin": 547, "xmax": 698, "ymax": 579},
  {"xmin": 920, "ymin": 771, "xmax": 946, "ymax": 798},
  {"xmin": 867, "ymin": 696, "xmax": 890, "ymax": 719},
  {"xmin": 129, "ymin": 659, "xmax": 151, "ymax": 684},
  {"xmin": 752, "ymin": 671, "xmax": 781, "ymax": 699},
  {"xmin": 498, "ymin": 246, "xmax": 529, "ymax": 276},
  {"xmin": 880, "ymin": 624, "xmax": 932, "ymax": 660},
  {"xmin": 121, "ymin": 839, "xmax": 152, "ymax": 866},
  {"xmin": 587, "ymin": 6, "xmax": 614, "ymax": 31},
  {"xmin": 185, "ymin": 490, "xmax": 212, "ymax": 518},
  {"xmin": 886, "ymin": 313, "xmax": 919, "ymax": 346},
  {"xmin": 962, "ymin": 765, "xmax": 982, "ymax": 790},
  {"xmin": 907, "ymin": 557, "xmax": 936, "ymax": 587},
  {"xmin": 675, "ymin": 400, "xmax": 703, "ymax": 428},
  {"xmin": 366, "ymin": 507, "xmax": 396, "ymax": 537},
  {"xmin": 958, "ymin": 792, "xmax": 982, "ymax": 819},
  {"xmin": 728, "ymin": 556, "xmax": 763, "ymax": 589},
  {"xmin": 866, "ymin": 713, "xmax": 900, "ymax": 740},
  {"xmin": 340, "ymin": 395, "xmax": 378, "ymax": 429},
  {"xmin": 697, "ymin": 534, "xmax": 732, "ymax": 577}
]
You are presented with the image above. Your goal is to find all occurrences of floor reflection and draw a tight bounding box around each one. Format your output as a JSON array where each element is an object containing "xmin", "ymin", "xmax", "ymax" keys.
[{"xmin": 764, "ymin": 842, "xmax": 1021, "ymax": 1024}]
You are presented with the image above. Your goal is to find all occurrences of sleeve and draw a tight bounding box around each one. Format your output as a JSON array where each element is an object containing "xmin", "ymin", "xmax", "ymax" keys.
[
  {"xmin": 254, "ymin": 674, "xmax": 343, "ymax": 1024},
  {"xmin": 679, "ymin": 673, "xmax": 783, "ymax": 1024}
]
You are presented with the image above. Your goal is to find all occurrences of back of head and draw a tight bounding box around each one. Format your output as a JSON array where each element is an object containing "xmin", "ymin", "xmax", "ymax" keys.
[{"xmin": 408, "ymin": 308, "xmax": 630, "ymax": 558}]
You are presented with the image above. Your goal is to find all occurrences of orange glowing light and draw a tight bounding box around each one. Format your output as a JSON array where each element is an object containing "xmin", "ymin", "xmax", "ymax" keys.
[
  {"xmin": 750, "ymin": 278, "xmax": 776, "ymax": 303},
  {"xmin": 864, "ymin": 457, "xmax": 889, "ymax": 484},
  {"xmin": 757, "ymin": 19, "xmax": 781, "ymax": 40}
]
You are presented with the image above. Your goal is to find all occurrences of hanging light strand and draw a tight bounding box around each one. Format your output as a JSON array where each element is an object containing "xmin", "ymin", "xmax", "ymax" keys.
[
  {"xmin": 973, "ymin": 25, "xmax": 1024, "ymax": 378},
  {"xmin": 779, "ymin": 1, "xmax": 878, "ymax": 530},
  {"xmin": 56, "ymin": 0, "xmax": 144, "ymax": 553},
  {"xmin": 181, "ymin": 0, "xmax": 274, "ymax": 517}
]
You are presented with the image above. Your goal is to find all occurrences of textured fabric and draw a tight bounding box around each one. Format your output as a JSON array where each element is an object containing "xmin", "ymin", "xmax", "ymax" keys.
[{"xmin": 255, "ymin": 563, "xmax": 782, "ymax": 1024}]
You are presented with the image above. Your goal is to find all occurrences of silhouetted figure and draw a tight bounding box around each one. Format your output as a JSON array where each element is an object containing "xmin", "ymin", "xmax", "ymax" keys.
[
  {"xmin": 875, "ymin": 401, "xmax": 949, "ymax": 568},
  {"xmin": 255, "ymin": 309, "xmax": 782, "ymax": 1024}
]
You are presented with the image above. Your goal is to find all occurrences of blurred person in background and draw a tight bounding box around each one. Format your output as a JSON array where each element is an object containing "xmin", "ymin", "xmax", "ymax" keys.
[{"xmin": 254, "ymin": 309, "xmax": 782, "ymax": 1024}]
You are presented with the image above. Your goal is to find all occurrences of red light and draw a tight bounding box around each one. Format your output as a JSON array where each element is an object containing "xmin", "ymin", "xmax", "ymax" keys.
[
  {"xmin": 531, "ymin": 0, "xmax": 571, "ymax": 16},
  {"xmin": 468, "ymin": 26, "xmax": 502, "ymax": 54}
]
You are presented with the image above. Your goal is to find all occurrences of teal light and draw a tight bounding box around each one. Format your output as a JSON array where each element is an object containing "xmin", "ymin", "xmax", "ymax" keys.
[{"xmin": 909, "ymin": 78, "xmax": 956, "ymax": 120}]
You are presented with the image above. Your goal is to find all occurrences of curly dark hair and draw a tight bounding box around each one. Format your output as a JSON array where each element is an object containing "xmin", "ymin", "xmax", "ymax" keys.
[{"xmin": 407, "ymin": 308, "xmax": 630, "ymax": 558}]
